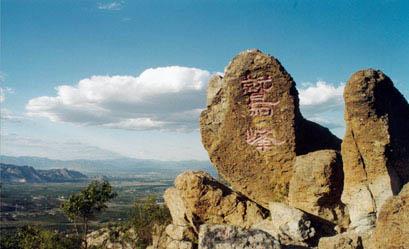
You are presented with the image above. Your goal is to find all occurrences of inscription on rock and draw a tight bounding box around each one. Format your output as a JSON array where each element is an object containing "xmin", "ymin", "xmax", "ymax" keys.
[{"xmin": 241, "ymin": 75, "xmax": 283, "ymax": 151}]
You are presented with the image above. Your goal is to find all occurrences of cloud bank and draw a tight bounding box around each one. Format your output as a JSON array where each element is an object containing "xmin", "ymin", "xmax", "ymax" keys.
[
  {"xmin": 26, "ymin": 66, "xmax": 211, "ymax": 131},
  {"xmin": 26, "ymin": 68, "xmax": 346, "ymax": 133}
]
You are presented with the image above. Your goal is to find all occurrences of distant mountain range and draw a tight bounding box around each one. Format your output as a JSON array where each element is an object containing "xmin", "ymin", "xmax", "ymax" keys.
[
  {"xmin": 0, "ymin": 163, "xmax": 88, "ymax": 183},
  {"xmin": 0, "ymin": 155, "xmax": 215, "ymax": 177}
]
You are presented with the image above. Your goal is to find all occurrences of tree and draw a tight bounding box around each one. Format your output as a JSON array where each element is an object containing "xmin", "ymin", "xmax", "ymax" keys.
[{"xmin": 61, "ymin": 180, "xmax": 117, "ymax": 249}]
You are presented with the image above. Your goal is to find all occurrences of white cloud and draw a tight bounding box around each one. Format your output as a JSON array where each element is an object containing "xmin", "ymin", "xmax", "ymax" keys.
[
  {"xmin": 26, "ymin": 66, "xmax": 212, "ymax": 131},
  {"xmin": 97, "ymin": 1, "xmax": 124, "ymax": 11},
  {"xmin": 1, "ymin": 133, "xmax": 123, "ymax": 160},
  {"xmin": 298, "ymin": 81, "xmax": 346, "ymax": 136},
  {"xmin": 299, "ymin": 81, "xmax": 344, "ymax": 107}
]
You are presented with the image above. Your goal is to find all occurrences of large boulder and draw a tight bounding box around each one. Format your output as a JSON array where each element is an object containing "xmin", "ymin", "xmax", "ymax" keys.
[
  {"xmin": 198, "ymin": 224, "xmax": 281, "ymax": 249},
  {"xmin": 371, "ymin": 184, "xmax": 409, "ymax": 249},
  {"xmin": 164, "ymin": 171, "xmax": 268, "ymax": 232},
  {"xmin": 200, "ymin": 49, "xmax": 340, "ymax": 206},
  {"xmin": 289, "ymin": 150, "xmax": 348, "ymax": 231},
  {"xmin": 253, "ymin": 202, "xmax": 315, "ymax": 246},
  {"xmin": 341, "ymin": 69, "xmax": 409, "ymax": 232}
]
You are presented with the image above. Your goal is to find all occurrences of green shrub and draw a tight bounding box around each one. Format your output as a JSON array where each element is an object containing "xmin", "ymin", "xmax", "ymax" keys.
[{"xmin": 128, "ymin": 195, "xmax": 171, "ymax": 248}]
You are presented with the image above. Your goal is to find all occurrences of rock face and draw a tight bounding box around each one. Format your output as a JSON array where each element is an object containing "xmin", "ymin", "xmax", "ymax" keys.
[
  {"xmin": 341, "ymin": 69, "xmax": 409, "ymax": 232},
  {"xmin": 200, "ymin": 49, "xmax": 340, "ymax": 206},
  {"xmin": 371, "ymin": 184, "xmax": 409, "ymax": 249},
  {"xmin": 165, "ymin": 171, "xmax": 267, "ymax": 232},
  {"xmin": 164, "ymin": 187, "xmax": 190, "ymax": 226},
  {"xmin": 198, "ymin": 224, "xmax": 281, "ymax": 249},
  {"xmin": 289, "ymin": 150, "xmax": 348, "ymax": 230},
  {"xmin": 253, "ymin": 202, "xmax": 315, "ymax": 245}
]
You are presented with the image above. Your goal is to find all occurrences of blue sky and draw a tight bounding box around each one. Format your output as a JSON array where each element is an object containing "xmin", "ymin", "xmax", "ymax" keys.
[{"xmin": 1, "ymin": 0, "xmax": 408, "ymax": 160}]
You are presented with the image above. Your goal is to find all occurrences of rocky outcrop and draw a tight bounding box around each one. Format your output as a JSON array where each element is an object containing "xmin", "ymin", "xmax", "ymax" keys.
[
  {"xmin": 200, "ymin": 49, "xmax": 340, "ymax": 207},
  {"xmin": 198, "ymin": 224, "xmax": 281, "ymax": 249},
  {"xmin": 167, "ymin": 171, "xmax": 267, "ymax": 231},
  {"xmin": 253, "ymin": 202, "xmax": 315, "ymax": 246},
  {"xmin": 289, "ymin": 150, "xmax": 348, "ymax": 231},
  {"xmin": 370, "ymin": 183, "xmax": 409, "ymax": 249},
  {"xmin": 341, "ymin": 69, "xmax": 409, "ymax": 233},
  {"xmin": 156, "ymin": 52, "xmax": 409, "ymax": 249}
]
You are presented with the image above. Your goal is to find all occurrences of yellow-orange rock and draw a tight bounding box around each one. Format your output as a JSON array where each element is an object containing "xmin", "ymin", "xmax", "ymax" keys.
[
  {"xmin": 371, "ymin": 184, "xmax": 409, "ymax": 249},
  {"xmin": 341, "ymin": 69, "xmax": 409, "ymax": 232}
]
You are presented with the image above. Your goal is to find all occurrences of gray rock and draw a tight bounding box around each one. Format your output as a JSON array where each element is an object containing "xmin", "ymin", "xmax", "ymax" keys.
[
  {"xmin": 268, "ymin": 202, "xmax": 315, "ymax": 242},
  {"xmin": 198, "ymin": 224, "xmax": 281, "ymax": 249}
]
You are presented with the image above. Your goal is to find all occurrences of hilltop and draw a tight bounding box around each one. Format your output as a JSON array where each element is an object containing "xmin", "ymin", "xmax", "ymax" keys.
[{"xmin": 0, "ymin": 163, "xmax": 88, "ymax": 183}]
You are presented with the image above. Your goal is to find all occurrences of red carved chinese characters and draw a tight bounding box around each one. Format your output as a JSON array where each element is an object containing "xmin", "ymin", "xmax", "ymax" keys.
[{"xmin": 241, "ymin": 75, "xmax": 284, "ymax": 152}]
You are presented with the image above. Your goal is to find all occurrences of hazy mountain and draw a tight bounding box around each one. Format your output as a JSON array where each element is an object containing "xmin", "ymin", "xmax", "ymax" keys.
[
  {"xmin": 0, "ymin": 163, "xmax": 88, "ymax": 183},
  {"xmin": 0, "ymin": 155, "xmax": 215, "ymax": 177}
]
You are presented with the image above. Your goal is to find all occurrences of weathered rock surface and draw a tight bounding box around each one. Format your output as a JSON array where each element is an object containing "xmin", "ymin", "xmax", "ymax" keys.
[
  {"xmin": 341, "ymin": 69, "xmax": 409, "ymax": 232},
  {"xmin": 165, "ymin": 224, "xmax": 196, "ymax": 242},
  {"xmin": 198, "ymin": 224, "xmax": 281, "ymax": 249},
  {"xmin": 253, "ymin": 202, "xmax": 315, "ymax": 245},
  {"xmin": 289, "ymin": 150, "xmax": 348, "ymax": 230},
  {"xmin": 200, "ymin": 49, "xmax": 340, "ymax": 206},
  {"xmin": 371, "ymin": 183, "xmax": 409, "ymax": 249},
  {"xmin": 318, "ymin": 232, "xmax": 363, "ymax": 249},
  {"xmin": 206, "ymin": 74, "xmax": 224, "ymax": 106},
  {"xmin": 87, "ymin": 227, "xmax": 138, "ymax": 249},
  {"xmin": 165, "ymin": 171, "xmax": 268, "ymax": 232},
  {"xmin": 164, "ymin": 187, "xmax": 190, "ymax": 226}
]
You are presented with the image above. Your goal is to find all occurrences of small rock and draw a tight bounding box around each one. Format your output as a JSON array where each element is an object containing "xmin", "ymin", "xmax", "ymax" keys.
[
  {"xmin": 253, "ymin": 202, "xmax": 315, "ymax": 245},
  {"xmin": 198, "ymin": 224, "xmax": 281, "ymax": 249}
]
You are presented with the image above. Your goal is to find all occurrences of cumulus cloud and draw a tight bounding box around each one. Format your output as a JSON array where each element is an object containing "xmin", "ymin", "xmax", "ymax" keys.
[
  {"xmin": 26, "ymin": 66, "xmax": 212, "ymax": 131},
  {"xmin": 299, "ymin": 81, "xmax": 344, "ymax": 109},
  {"xmin": 298, "ymin": 81, "xmax": 345, "ymax": 136},
  {"xmin": 1, "ymin": 133, "xmax": 123, "ymax": 160},
  {"xmin": 97, "ymin": 1, "xmax": 124, "ymax": 11}
]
